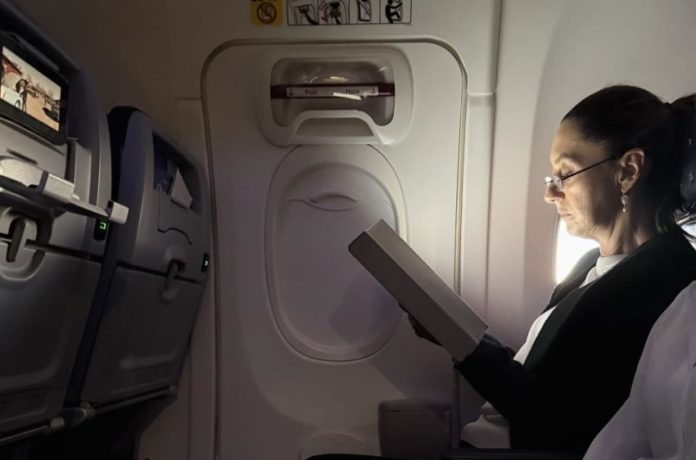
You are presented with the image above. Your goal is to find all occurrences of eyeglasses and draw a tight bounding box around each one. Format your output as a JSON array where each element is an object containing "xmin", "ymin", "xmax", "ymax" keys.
[{"xmin": 544, "ymin": 157, "xmax": 617, "ymax": 192}]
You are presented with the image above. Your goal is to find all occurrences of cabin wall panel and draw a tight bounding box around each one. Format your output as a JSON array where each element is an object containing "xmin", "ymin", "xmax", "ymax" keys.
[{"xmin": 14, "ymin": 0, "xmax": 180, "ymax": 136}]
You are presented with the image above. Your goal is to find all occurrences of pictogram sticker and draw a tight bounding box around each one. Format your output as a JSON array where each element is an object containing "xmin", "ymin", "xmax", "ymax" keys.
[
  {"xmin": 251, "ymin": 0, "xmax": 284, "ymax": 26},
  {"xmin": 357, "ymin": 0, "xmax": 372, "ymax": 22},
  {"xmin": 286, "ymin": 0, "xmax": 410, "ymax": 25},
  {"xmin": 318, "ymin": 0, "xmax": 348, "ymax": 25},
  {"xmin": 379, "ymin": 0, "xmax": 410, "ymax": 24},
  {"xmin": 383, "ymin": 0, "xmax": 402, "ymax": 23}
]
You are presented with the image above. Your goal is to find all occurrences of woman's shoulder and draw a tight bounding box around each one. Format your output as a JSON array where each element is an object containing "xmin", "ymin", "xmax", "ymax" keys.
[
  {"xmin": 569, "ymin": 233, "xmax": 696, "ymax": 328},
  {"xmin": 655, "ymin": 281, "xmax": 696, "ymax": 327},
  {"xmin": 617, "ymin": 230, "xmax": 696, "ymax": 277}
]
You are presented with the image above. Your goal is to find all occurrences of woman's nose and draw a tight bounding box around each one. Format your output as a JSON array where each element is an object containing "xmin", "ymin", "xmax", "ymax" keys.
[{"xmin": 544, "ymin": 183, "xmax": 564, "ymax": 203}]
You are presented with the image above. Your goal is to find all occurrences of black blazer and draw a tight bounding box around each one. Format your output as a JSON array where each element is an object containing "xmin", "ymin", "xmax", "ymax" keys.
[{"xmin": 456, "ymin": 230, "xmax": 696, "ymax": 453}]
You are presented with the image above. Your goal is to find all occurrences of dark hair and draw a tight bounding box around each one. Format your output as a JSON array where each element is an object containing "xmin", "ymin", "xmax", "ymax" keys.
[{"xmin": 562, "ymin": 85, "xmax": 696, "ymax": 234}]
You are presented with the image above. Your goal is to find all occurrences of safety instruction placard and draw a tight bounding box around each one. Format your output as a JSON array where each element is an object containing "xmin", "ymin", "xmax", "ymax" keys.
[
  {"xmin": 286, "ymin": 0, "xmax": 412, "ymax": 26},
  {"xmin": 251, "ymin": 0, "xmax": 284, "ymax": 26}
]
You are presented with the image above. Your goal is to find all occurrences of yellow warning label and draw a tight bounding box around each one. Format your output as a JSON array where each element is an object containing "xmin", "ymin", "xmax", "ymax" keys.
[{"xmin": 251, "ymin": 0, "xmax": 284, "ymax": 26}]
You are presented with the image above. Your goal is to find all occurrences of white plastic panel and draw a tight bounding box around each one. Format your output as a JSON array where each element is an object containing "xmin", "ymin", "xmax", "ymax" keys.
[
  {"xmin": 140, "ymin": 2, "xmax": 500, "ymax": 457},
  {"xmin": 267, "ymin": 145, "xmax": 404, "ymax": 361},
  {"xmin": 206, "ymin": 41, "xmax": 468, "ymax": 459}
]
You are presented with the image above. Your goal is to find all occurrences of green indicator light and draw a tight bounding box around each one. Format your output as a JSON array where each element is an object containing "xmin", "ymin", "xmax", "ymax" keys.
[
  {"xmin": 201, "ymin": 253, "xmax": 210, "ymax": 272},
  {"xmin": 94, "ymin": 219, "xmax": 109, "ymax": 240}
]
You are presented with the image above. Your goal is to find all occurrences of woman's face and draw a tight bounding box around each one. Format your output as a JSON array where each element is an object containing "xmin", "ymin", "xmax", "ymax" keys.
[{"xmin": 544, "ymin": 120, "xmax": 622, "ymax": 241}]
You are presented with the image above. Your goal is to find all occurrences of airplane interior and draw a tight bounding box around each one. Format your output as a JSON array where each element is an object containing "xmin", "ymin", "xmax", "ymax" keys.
[{"xmin": 0, "ymin": 1, "xmax": 695, "ymax": 459}]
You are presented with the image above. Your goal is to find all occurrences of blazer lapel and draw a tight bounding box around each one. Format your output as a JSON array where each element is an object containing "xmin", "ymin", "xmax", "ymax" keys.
[
  {"xmin": 545, "ymin": 248, "xmax": 599, "ymax": 310},
  {"xmin": 524, "ymin": 283, "xmax": 593, "ymax": 370},
  {"xmin": 524, "ymin": 249, "xmax": 599, "ymax": 368}
]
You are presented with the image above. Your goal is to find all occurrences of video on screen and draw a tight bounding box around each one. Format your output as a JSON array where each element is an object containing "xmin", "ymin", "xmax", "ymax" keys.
[{"xmin": 0, "ymin": 46, "xmax": 61, "ymax": 131}]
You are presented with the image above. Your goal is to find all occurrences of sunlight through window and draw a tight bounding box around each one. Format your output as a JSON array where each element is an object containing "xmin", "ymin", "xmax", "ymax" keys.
[{"xmin": 555, "ymin": 220, "xmax": 599, "ymax": 283}]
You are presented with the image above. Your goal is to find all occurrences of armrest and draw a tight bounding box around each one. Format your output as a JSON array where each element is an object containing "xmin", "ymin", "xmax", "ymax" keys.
[{"xmin": 444, "ymin": 448, "xmax": 581, "ymax": 460}]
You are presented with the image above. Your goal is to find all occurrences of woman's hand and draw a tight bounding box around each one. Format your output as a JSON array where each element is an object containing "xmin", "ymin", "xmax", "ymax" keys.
[{"xmin": 399, "ymin": 303, "xmax": 442, "ymax": 346}]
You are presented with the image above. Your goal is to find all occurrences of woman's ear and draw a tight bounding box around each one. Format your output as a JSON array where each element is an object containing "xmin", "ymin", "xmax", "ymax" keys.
[{"xmin": 617, "ymin": 148, "xmax": 645, "ymax": 193}]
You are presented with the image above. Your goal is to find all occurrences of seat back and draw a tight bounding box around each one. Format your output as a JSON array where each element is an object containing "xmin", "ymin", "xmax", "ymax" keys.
[
  {"xmin": 68, "ymin": 108, "xmax": 211, "ymax": 410},
  {"xmin": 0, "ymin": 0, "xmax": 126, "ymax": 439}
]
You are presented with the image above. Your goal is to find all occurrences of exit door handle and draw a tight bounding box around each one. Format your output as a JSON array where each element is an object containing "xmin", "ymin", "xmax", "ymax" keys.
[
  {"xmin": 283, "ymin": 110, "xmax": 387, "ymax": 145},
  {"xmin": 0, "ymin": 158, "xmax": 129, "ymax": 224}
]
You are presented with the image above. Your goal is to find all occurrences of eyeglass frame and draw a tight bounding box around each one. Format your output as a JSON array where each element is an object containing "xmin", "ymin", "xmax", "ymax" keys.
[{"xmin": 544, "ymin": 156, "xmax": 619, "ymax": 192}]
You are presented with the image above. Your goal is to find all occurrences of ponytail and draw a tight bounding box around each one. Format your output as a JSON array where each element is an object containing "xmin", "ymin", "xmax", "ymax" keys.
[
  {"xmin": 563, "ymin": 86, "xmax": 696, "ymax": 235},
  {"xmin": 673, "ymin": 95, "xmax": 696, "ymax": 226}
]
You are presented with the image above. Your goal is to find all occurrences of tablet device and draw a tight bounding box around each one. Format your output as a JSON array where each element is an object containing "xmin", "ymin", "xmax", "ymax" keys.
[
  {"xmin": 349, "ymin": 219, "xmax": 488, "ymax": 361},
  {"xmin": 0, "ymin": 30, "xmax": 68, "ymax": 144}
]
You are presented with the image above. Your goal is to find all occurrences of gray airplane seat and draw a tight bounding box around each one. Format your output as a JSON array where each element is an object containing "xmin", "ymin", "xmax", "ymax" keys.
[
  {"xmin": 66, "ymin": 107, "xmax": 211, "ymax": 416},
  {"xmin": 0, "ymin": 0, "xmax": 128, "ymax": 445}
]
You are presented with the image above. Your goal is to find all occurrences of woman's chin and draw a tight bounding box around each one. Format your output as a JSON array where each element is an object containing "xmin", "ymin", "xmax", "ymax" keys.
[
  {"xmin": 564, "ymin": 219, "xmax": 582, "ymax": 236},
  {"xmin": 565, "ymin": 224, "xmax": 594, "ymax": 241}
]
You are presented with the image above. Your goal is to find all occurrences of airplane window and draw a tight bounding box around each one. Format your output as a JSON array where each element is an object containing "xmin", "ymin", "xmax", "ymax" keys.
[{"xmin": 554, "ymin": 219, "xmax": 599, "ymax": 283}]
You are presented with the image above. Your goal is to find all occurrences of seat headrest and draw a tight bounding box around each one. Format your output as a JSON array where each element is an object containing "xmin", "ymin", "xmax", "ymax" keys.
[
  {"xmin": 107, "ymin": 106, "xmax": 142, "ymax": 200},
  {"xmin": 680, "ymin": 121, "xmax": 696, "ymax": 204}
]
